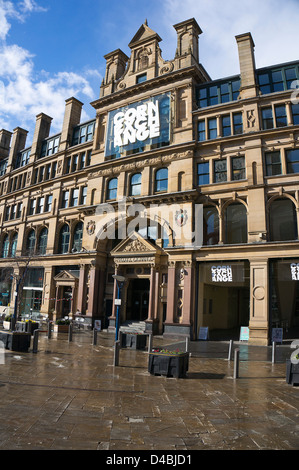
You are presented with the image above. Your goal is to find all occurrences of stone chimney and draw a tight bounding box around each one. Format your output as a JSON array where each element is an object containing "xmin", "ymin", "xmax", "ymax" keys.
[
  {"xmin": 7, "ymin": 127, "xmax": 28, "ymax": 171},
  {"xmin": 59, "ymin": 97, "xmax": 83, "ymax": 152},
  {"xmin": 173, "ymin": 18, "xmax": 202, "ymax": 66},
  {"xmin": 236, "ymin": 33, "xmax": 258, "ymax": 99},
  {"xmin": 0, "ymin": 129, "xmax": 12, "ymax": 159},
  {"xmin": 30, "ymin": 113, "xmax": 52, "ymax": 162}
]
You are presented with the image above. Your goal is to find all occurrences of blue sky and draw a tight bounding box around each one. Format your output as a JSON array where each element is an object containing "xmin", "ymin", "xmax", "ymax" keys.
[{"xmin": 1, "ymin": 0, "xmax": 299, "ymax": 145}]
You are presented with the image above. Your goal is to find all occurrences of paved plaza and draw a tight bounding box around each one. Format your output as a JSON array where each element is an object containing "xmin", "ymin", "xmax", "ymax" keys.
[{"xmin": 0, "ymin": 329, "xmax": 298, "ymax": 451}]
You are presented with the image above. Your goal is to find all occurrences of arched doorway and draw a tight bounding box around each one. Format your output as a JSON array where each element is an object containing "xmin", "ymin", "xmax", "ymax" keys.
[{"xmin": 126, "ymin": 278, "xmax": 150, "ymax": 321}]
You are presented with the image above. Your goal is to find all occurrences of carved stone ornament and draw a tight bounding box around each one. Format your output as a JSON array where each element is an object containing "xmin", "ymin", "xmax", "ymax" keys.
[
  {"xmin": 175, "ymin": 209, "xmax": 188, "ymax": 227},
  {"xmin": 123, "ymin": 239, "xmax": 148, "ymax": 252},
  {"xmin": 86, "ymin": 220, "xmax": 96, "ymax": 236}
]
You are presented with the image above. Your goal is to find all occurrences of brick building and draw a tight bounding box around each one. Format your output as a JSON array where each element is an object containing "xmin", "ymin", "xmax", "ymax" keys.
[{"xmin": 0, "ymin": 18, "xmax": 299, "ymax": 345}]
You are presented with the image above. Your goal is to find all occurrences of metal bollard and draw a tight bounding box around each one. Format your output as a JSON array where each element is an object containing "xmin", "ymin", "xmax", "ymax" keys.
[
  {"xmin": 148, "ymin": 333, "xmax": 153, "ymax": 353},
  {"xmin": 47, "ymin": 321, "xmax": 52, "ymax": 339},
  {"xmin": 68, "ymin": 323, "xmax": 73, "ymax": 342},
  {"xmin": 185, "ymin": 336, "xmax": 189, "ymax": 353},
  {"xmin": 272, "ymin": 341, "xmax": 276, "ymax": 363},
  {"xmin": 93, "ymin": 328, "xmax": 97, "ymax": 346},
  {"xmin": 233, "ymin": 348, "xmax": 240, "ymax": 379},
  {"xmin": 228, "ymin": 340, "xmax": 234, "ymax": 361},
  {"xmin": 33, "ymin": 329, "xmax": 39, "ymax": 353},
  {"xmin": 114, "ymin": 340, "xmax": 120, "ymax": 366}
]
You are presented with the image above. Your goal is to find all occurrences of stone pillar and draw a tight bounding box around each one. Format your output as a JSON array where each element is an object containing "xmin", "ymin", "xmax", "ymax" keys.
[
  {"xmin": 77, "ymin": 264, "xmax": 87, "ymax": 314},
  {"xmin": 86, "ymin": 263, "xmax": 99, "ymax": 324},
  {"xmin": 59, "ymin": 97, "xmax": 83, "ymax": 152},
  {"xmin": 0, "ymin": 129, "xmax": 12, "ymax": 159},
  {"xmin": 7, "ymin": 127, "xmax": 28, "ymax": 172},
  {"xmin": 30, "ymin": 113, "xmax": 52, "ymax": 162},
  {"xmin": 235, "ymin": 32, "xmax": 258, "ymax": 99},
  {"xmin": 249, "ymin": 258, "xmax": 269, "ymax": 345},
  {"xmin": 165, "ymin": 261, "xmax": 176, "ymax": 324},
  {"xmin": 182, "ymin": 262, "xmax": 193, "ymax": 327}
]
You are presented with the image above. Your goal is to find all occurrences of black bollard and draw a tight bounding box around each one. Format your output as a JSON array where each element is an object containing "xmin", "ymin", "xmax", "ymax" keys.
[
  {"xmin": 114, "ymin": 340, "xmax": 120, "ymax": 366},
  {"xmin": 47, "ymin": 321, "xmax": 52, "ymax": 339},
  {"xmin": 233, "ymin": 348, "xmax": 240, "ymax": 378},
  {"xmin": 68, "ymin": 323, "xmax": 73, "ymax": 342},
  {"xmin": 228, "ymin": 340, "xmax": 234, "ymax": 361},
  {"xmin": 33, "ymin": 329, "xmax": 39, "ymax": 353},
  {"xmin": 93, "ymin": 328, "xmax": 97, "ymax": 346}
]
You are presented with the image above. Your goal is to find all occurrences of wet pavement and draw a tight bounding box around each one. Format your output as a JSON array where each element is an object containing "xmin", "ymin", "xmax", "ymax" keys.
[{"xmin": 0, "ymin": 329, "xmax": 298, "ymax": 451}]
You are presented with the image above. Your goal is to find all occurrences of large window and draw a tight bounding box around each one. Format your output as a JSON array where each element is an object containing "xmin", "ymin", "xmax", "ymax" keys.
[
  {"xmin": 257, "ymin": 64, "xmax": 299, "ymax": 95},
  {"xmin": 72, "ymin": 121, "xmax": 95, "ymax": 146},
  {"xmin": 72, "ymin": 222, "xmax": 83, "ymax": 252},
  {"xmin": 130, "ymin": 173, "xmax": 142, "ymax": 196},
  {"xmin": 286, "ymin": 149, "xmax": 299, "ymax": 174},
  {"xmin": 262, "ymin": 107, "xmax": 274, "ymax": 129},
  {"xmin": 26, "ymin": 229, "xmax": 36, "ymax": 255},
  {"xmin": 107, "ymin": 178, "xmax": 118, "ymax": 200},
  {"xmin": 2, "ymin": 235, "xmax": 9, "ymax": 258},
  {"xmin": 40, "ymin": 135, "xmax": 60, "ymax": 158},
  {"xmin": 265, "ymin": 151, "xmax": 282, "ymax": 176},
  {"xmin": 11, "ymin": 233, "xmax": 18, "ymax": 257},
  {"xmin": 269, "ymin": 198, "xmax": 297, "ymax": 241},
  {"xmin": 231, "ymin": 156, "xmax": 245, "ymax": 180},
  {"xmin": 225, "ymin": 203, "xmax": 247, "ymax": 244},
  {"xmin": 203, "ymin": 206, "xmax": 219, "ymax": 245},
  {"xmin": 197, "ymin": 162, "xmax": 209, "ymax": 185},
  {"xmin": 214, "ymin": 159, "xmax": 227, "ymax": 183},
  {"xmin": 59, "ymin": 224, "xmax": 70, "ymax": 254},
  {"xmin": 155, "ymin": 168, "xmax": 168, "ymax": 192},
  {"xmin": 197, "ymin": 78, "xmax": 240, "ymax": 108},
  {"xmin": 38, "ymin": 227, "xmax": 48, "ymax": 255}
]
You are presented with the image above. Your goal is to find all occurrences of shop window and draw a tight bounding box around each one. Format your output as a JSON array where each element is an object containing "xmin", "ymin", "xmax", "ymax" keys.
[
  {"xmin": 58, "ymin": 224, "xmax": 70, "ymax": 254},
  {"xmin": 130, "ymin": 173, "xmax": 142, "ymax": 196},
  {"xmin": 155, "ymin": 168, "xmax": 168, "ymax": 192},
  {"xmin": 26, "ymin": 229, "xmax": 36, "ymax": 255},
  {"xmin": 107, "ymin": 178, "xmax": 118, "ymax": 200},
  {"xmin": 11, "ymin": 233, "xmax": 18, "ymax": 257},
  {"xmin": 269, "ymin": 198, "xmax": 297, "ymax": 241},
  {"xmin": 38, "ymin": 227, "xmax": 48, "ymax": 255},
  {"xmin": 225, "ymin": 203, "xmax": 247, "ymax": 244},
  {"xmin": 2, "ymin": 235, "xmax": 9, "ymax": 258},
  {"xmin": 265, "ymin": 151, "xmax": 282, "ymax": 176},
  {"xmin": 72, "ymin": 222, "xmax": 83, "ymax": 252},
  {"xmin": 203, "ymin": 206, "xmax": 219, "ymax": 245}
]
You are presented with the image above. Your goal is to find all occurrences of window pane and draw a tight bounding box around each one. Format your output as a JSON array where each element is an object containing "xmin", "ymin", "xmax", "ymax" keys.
[
  {"xmin": 275, "ymin": 105, "xmax": 287, "ymax": 127},
  {"xmin": 233, "ymin": 113, "xmax": 243, "ymax": 134},
  {"xmin": 272, "ymin": 70, "xmax": 284, "ymax": 92},
  {"xmin": 198, "ymin": 120, "xmax": 206, "ymax": 141},
  {"xmin": 262, "ymin": 107, "xmax": 273, "ymax": 129},
  {"xmin": 208, "ymin": 118, "xmax": 217, "ymax": 139},
  {"xmin": 155, "ymin": 168, "xmax": 168, "ymax": 192},
  {"xmin": 214, "ymin": 159, "xmax": 227, "ymax": 183},
  {"xmin": 203, "ymin": 206, "xmax": 219, "ymax": 245},
  {"xmin": 197, "ymin": 162, "xmax": 209, "ymax": 185},
  {"xmin": 221, "ymin": 115, "xmax": 231, "ymax": 137},
  {"xmin": 232, "ymin": 156, "xmax": 245, "ymax": 180},
  {"xmin": 269, "ymin": 198, "xmax": 297, "ymax": 241},
  {"xmin": 286, "ymin": 149, "xmax": 299, "ymax": 173},
  {"xmin": 225, "ymin": 203, "xmax": 247, "ymax": 244},
  {"xmin": 265, "ymin": 151, "xmax": 282, "ymax": 176},
  {"xmin": 292, "ymin": 104, "xmax": 299, "ymax": 125}
]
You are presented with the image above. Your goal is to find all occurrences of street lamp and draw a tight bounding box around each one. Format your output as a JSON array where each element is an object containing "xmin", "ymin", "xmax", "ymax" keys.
[{"xmin": 112, "ymin": 274, "xmax": 125, "ymax": 341}]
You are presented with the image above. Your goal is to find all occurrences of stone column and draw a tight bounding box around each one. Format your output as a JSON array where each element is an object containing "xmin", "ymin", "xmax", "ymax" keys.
[
  {"xmin": 86, "ymin": 263, "xmax": 99, "ymax": 323},
  {"xmin": 249, "ymin": 258, "xmax": 269, "ymax": 345},
  {"xmin": 181, "ymin": 262, "xmax": 193, "ymax": 326},
  {"xmin": 77, "ymin": 264, "xmax": 87, "ymax": 314},
  {"xmin": 165, "ymin": 261, "xmax": 176, "ymax": 324}
]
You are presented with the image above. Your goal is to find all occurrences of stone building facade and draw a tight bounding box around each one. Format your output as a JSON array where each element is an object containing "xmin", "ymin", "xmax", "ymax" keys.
[{"xmin": 0, "ymin": 18, "xmax": 299, "ymax": 344}]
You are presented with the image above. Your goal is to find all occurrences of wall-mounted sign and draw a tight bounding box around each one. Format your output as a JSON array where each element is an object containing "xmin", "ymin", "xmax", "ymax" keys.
[
  {"xmin": 105, "ymin": 93, "xmax": 171, "ymax": 158},
  {"xmin": 239, "ymin": 326, "xmax": 249, "ymax": 341},
  {"xmin": 290, "ymin": 263, "xmax": 299, "ymax": 281},
  {"xmin": 211, "ymin": 265, "xmax": 233, "ymax": 283}
]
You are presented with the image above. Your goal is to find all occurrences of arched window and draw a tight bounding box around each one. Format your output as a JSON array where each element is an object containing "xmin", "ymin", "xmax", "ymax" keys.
[
  {"xmin": 26, "ymin": 229, "xmax": 36, "ymax": 255},
  {"xmin": 130, "ymin": 173, "xmax": 142, "ymax": 196},
  {"xmin": 11, "ymin": 233, "xmax": 18, "ymax": 257},
  {"xmin": 155, "ymin": 168, "xmax": 168, "ymax": 192},
  {"xmin": 225, "ymin": 203, "xmax": 247, "ymax": 244},
  {"xmin": 59, "ymin": 224, "xmax": 70, "ymax": 254},
  {"xmin": 2, "ymin": 235, "xmax": 9, "ymax": 258},
  {"xmin": 38, "ymin": 227, "xmax": 48, "ymax": 255},
  {"xmin": 203, "ymin": 206, "xmax": 219, "ymax": 245},
  {"xmin": 107, "ymin": 178, "xmax": 118, "ymax": 200},
  {"xmin": 269, "ymin": 198, "xmax": 297, "ymax": 241},
  {"xmin": 72, "ymin": 222, "xmax": 83, "ymax": 252}
]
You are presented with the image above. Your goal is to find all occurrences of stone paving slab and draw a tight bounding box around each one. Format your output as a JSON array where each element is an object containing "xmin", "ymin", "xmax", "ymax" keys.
[{"xmin": 0, "ymin": 330, "xmax": 298, "ymax": 451}]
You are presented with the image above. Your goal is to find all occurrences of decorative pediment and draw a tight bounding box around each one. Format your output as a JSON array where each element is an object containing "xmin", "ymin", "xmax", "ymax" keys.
[
  {"xmin": 128, "ymin": 20, "xmax": 162, "ymax": 49},
  {"xmin": 111, "ymin": 231, "xmax": 161, "ymax": 256},
  {"xmin": 54, "ymin": 270, "xmax": 79, "ymax": 282}
]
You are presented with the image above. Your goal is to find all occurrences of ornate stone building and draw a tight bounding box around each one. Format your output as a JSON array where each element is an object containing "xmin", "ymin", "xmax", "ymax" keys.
[{"xmin": 0, "ymin": 18, "xmax": 299, "ymax": 344}]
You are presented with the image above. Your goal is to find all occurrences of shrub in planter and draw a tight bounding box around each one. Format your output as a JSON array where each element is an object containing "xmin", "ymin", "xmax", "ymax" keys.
[
  {"xmin": 25, "ymin": 319, "xmax": 39, "ymax": 335},
  {"xmin": 148, "ymin": 348, "xmax": 189, "ymax": 378},
  {"xmin": 3, "ymin": 314, "xmax": 12, "ymax": 330},
  {"xmin": 54, "ymin": 319, "xmax": 71, "ymax": 333}
]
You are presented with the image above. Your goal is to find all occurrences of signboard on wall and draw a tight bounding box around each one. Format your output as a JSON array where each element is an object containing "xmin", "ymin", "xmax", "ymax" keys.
[
  {"xmin": 239, "ymin": 326, "xmax": 249, "ymax": 341},
  {"xmin": 200, "ymin": 262, "xmax": 247, "ymax": 285},
  {"xmin": 105, "ymin": 93, "xmax": 171, "ymax": 158},
  {"xmin": 198, "ymin": 327, "xmax": 209, "ymax": 340}
]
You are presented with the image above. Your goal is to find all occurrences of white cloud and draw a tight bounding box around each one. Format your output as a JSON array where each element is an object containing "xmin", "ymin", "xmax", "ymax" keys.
[
  {"xmin": 0, "ymin": 0, "xmax": 100, "ymax": 143},
  {"xmin": 160, "ymin": 0, "xmax": 299, "ymax": 79}
]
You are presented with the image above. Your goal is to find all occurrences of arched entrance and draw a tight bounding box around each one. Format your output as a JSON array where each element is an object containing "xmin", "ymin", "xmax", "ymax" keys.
[{"xmin": 126, "ymin": 278, "xmax": 150, "ymax": 321}]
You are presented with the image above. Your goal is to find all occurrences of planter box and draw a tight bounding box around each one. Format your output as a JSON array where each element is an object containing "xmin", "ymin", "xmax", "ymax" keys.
[
  {"xmin": 121, "ymin": 333, "xmax": 147, "ymax": 350},
  {"xmin": 286, "ymin": 359, "xmax": 299, "ymax": 385},
  {"xmin": 0, "ymin": 331, "xmax": 31, "ymax": 352},
  {"xmin": 54, "ymin": 324, "xmax": 70, "ymax": 333},
  {"xmin": 148, "ymin": 351, "xmax": 189, "ymax": 378}
]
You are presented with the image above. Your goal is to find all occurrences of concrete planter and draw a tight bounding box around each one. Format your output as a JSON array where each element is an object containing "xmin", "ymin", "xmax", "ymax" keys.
[
  {"xmin": 0, "ymin": 331, "xmax": 31, "ymax": 352},
  {"xmin": 148, "ymin": 351, "xmax": 189, "ymax": 378},
  {"xmin": 54, "ymin": 324, "xmax": 70, "ymax": 333},
  {"xmin": 121, "ymin": 333, "xmax": 147, "ymax": 350},
  {"xmin": 286, "ymin": 359, "xmax": 299, "ymax": 385}
]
